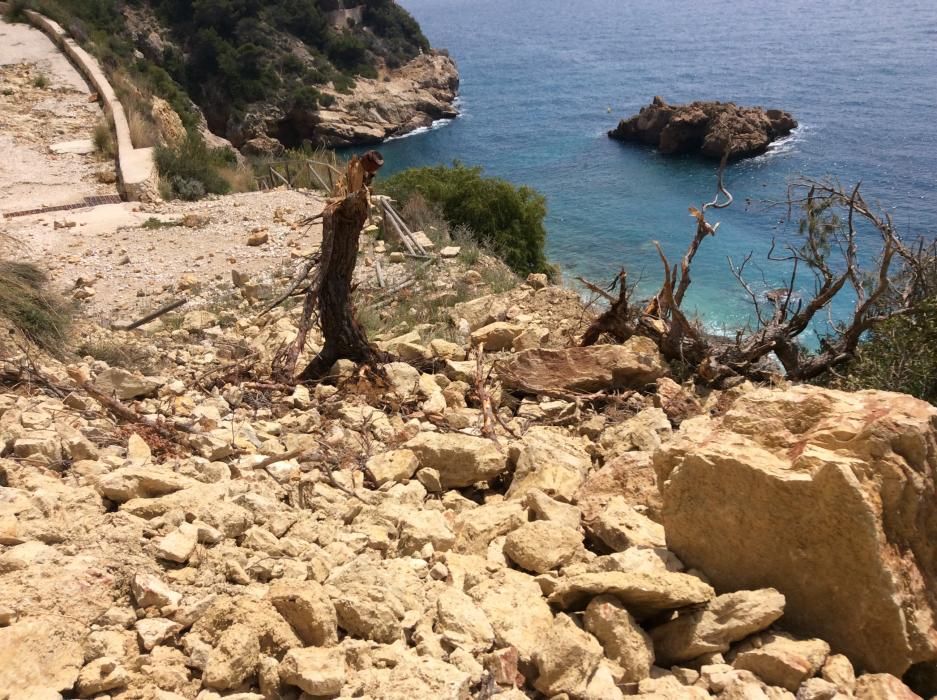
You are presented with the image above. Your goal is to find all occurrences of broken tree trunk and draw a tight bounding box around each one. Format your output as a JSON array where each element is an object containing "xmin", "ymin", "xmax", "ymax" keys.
[{"xmin": 296, "ymin": 154, "xmax": 384, "ymax": 381}]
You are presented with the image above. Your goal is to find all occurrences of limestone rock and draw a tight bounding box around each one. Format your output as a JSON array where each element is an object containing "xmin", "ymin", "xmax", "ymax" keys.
[
  {"xmin": 533, "ymin": 613, "xmax": 604, "ymax": 698},
  {"xmin": 820, "ymin": 655, "xmax": 856, "ymax": 695},
  {"xmin": 268, "ymin": 580, "xmax": 338, "ymax": 647},
  {"xmin": 584, "ymin": 595, "xmax": 654, "ymax": 683},
  {"xmin": 470, "ymin": 322, "xmax": 524, "ymax": 352},
  {"xmin": 503, "ymin": 520, "xmax": 585, "ymax": 573},
  {"xmin": 854, "ymin": 673, "xmax": 922, "ymax": 699},
  {"xmin": 548, "ymin": 570, "xmax": 715, "ymax": 617},
  {"xmin": 188, "ymin": 595, "xmax": 301, "ymax": 657},
  {"xmin": 498, "ymin": 338, "xmax": 666, "ymax": 394},
  {"xmin": 326, "ymin": 559, "xmax": 423, "ymax": 644},
  {"xmin": 506, "ymin": 426, "xmax": 592, "ymax": 502},
  {"xmin": 404, "ymin": 432, "xmax": 508, "ymax": 488},
  {"xmin": 651, "ymin": 588, "xmax": 786, "ymax": 665},
  {"xmin": 279, "ymin": 646, "xmax": 345, "ymax": 696},
  {"xmin": 365, "ymin": 449, "xmax": 419, "ymax": 485},
  {"xmin": 734, "ymin": 634, "xmax": 830, "ymax": 691},
  {"xmin": 202, "ymin": 623, "xmax": 260, "ymax": 690},
  {"xmin": 655, "ymin": 385, "xmax": 937, "ymax": 675},
  {"xmin": 586, "ymin": 495, "xmax": 665, "ymax": 551},
  {"xmin": 96, "ymin": 466, "xmax": 196, "ymax": 503},
  {"xmin": 94, "ymin": 367, "xmax": 163, "ymax": 400},
  {"xmin": 453, "ymin": 500, "xmax": 526, "ymax": 555},
  {"xmin": 0, "ymin": 616, "xmax": 85, "ymax": 696},
  {"xmin": 131, "ymin": 573, "xmax": 183, "ymax": 608},
  {"xmin": 75, "ymin": 656, "xmax": 129, "ymax": 697},
  {"xmin": 436, "ymin": 587, "xmax": 495, "ymax": 653},
  {"xmin": 468, "ymin": 569, "xmax": 554, "ymax": 666}
]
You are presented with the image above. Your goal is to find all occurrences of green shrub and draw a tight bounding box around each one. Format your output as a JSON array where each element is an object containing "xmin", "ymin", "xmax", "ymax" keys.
[
  {"xmin": 825, "ymin": 299, "xmax": 937, "ymax": 404},
  {"xmin": 381, "ymin": 163, "xmax": 551, "ymax": 275},
  {"xmin": 155, "ymin": 134, "xmax": 234, "ymax": 200},
  {"xmin": 0, "ymin": 260, "xmax": 70, "ymax": 351}
]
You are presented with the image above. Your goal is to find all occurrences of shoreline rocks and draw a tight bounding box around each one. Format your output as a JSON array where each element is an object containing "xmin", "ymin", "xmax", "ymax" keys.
[
  {"xmin": 609, "ymin": 96, "xmax": 797, "ymax": 160},
  {"xmin": 274, "ymin": 52, "xmax": 460, "ymax": 149}
]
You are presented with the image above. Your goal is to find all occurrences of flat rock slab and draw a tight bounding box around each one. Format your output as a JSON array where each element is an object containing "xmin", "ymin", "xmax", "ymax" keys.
[
  {"xmin": 49, "ymin": 139, "xmax": 96, "ymax": 155},
  {"xmin": 548, "ymin": 570, "xmax": 714, "ymax": 617},
  {"xmin": 498, "ymin": 338, "xmax": 666, "ymax": 395}
]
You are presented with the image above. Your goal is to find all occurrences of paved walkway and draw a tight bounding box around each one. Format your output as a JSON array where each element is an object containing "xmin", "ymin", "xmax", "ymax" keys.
[{"xmin": 0, "ymin": 19, "xmax": 118, "ymax": 214}]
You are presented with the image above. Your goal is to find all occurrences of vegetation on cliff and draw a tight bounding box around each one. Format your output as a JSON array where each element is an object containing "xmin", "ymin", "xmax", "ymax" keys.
[
  {"xmin": 14, "ymin": 0, "xmax": 429, "ymax": 131},
  {"xmin": 381, "ymin": 164, "xmax": 552, "ymax": 276}
]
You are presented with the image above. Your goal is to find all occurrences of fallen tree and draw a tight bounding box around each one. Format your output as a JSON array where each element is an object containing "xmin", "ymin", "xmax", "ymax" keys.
[{"xmin": 581, "ymin": 166, "xmax": 936, "ymax": 386}]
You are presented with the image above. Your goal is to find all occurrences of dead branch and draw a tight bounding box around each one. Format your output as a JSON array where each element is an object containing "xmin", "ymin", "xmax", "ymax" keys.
[
  {"xmin": 65, "ymin": 365, "xmax": 193, "ymax": 444},
  {"xmin": 580, "ymin": 170, "xmax": 935, "ymax": 387}
]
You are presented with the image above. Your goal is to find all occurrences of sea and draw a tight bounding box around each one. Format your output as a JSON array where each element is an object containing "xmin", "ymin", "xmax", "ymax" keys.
[{"xmin": 362, "ymin": 0, "xmax": 937, "ymax": 335}]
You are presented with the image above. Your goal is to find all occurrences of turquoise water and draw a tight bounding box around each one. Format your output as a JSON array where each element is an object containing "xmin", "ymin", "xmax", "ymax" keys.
[{"xmin": 365, "ymin": 0, "xmax": 937, "ymax": 332}]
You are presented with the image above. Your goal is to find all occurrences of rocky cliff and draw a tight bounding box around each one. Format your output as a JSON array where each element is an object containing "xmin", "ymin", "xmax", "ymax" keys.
[
  {"xmin": 116, "ymin": 0, "xmax": 459, "ymax": 152},
  {"xmin": 261, "ymin": 51, "xmax": 460, "ymax": 150},
  {"xmin": 609, "ymin": 96, "xmax": 797, "ymax": 160}
]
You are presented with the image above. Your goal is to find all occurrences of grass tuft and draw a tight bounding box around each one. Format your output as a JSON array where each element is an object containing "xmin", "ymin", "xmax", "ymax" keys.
[{"xmin": 0, "ymin": 259, "xmax": 70, "ymax": 351}]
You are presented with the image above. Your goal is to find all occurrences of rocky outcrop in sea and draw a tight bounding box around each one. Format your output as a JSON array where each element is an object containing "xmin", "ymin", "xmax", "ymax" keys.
[{"xmin": 609, "ymin": 96, "xmax": 797, "ymax": 160}]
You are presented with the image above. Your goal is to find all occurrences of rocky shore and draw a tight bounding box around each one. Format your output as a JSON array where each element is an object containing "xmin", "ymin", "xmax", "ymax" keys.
[
  {"xmin": 311, "ymin": 52, "xmax": 460, "ymax": 148},
  {"xmin": 609, "ymin": 97, "xmax": 797, "ymax": 160},
  {"xmin": 239, "ymin": 52, "xmax": 460, "ymax": 154}
]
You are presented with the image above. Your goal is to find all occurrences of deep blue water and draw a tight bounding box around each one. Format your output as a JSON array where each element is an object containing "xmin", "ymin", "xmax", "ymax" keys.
[{"xmin": 368, "ymin": 0, "xmax": 937, "ymax": 333}]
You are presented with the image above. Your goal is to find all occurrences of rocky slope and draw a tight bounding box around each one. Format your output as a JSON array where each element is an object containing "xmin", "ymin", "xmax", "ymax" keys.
[
  {"xmin": 609, "ymin": 97, "xmax": 797, "ymax": 160},
  {"xmin": 1, "ymin": 239, "xmax": 935, "ymax": 699}
]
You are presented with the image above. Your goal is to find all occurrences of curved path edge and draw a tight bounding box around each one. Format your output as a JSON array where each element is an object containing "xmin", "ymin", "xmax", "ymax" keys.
[{"xmin": 0, "ymin": 2, "xmax": 160, "ymax": 202}]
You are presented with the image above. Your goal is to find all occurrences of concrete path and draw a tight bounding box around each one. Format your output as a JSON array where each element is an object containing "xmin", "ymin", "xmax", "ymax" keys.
[{"xmin": 0, "ymin": 19, "xmax": 118, "ymax": 214}]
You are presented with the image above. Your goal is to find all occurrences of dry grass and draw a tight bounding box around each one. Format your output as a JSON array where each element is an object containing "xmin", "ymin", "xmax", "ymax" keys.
[
  {"xmin": 0, "ymin": 259, "xmax": 71, "ymax": 351},
  {"xmin": 92, "ymin": 118, "xmax": 116, "ymax": 159},
  {"xmin": 127, "ymin": 108, "xmax": 158, "ymax": 148},
  {"xmin": 218, "ymin": 164, "xmax": 256, "ymax": 193}
]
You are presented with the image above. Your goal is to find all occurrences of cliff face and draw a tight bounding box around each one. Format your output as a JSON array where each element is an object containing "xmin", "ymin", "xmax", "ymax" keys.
[
  {"xmin": 118, "ymin": 0, "xmax": 459, "ymax": 152},
  {"xmin": 263, "ymin": 51, "xmax": 460, "ymax": 150},
  {"xmin": 610, "ymin": 97, "xmax": 797, "ymax": 160}
]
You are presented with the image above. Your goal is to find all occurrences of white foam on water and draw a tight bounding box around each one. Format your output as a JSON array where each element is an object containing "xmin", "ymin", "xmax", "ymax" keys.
[
  {"xmin": 384, "ymin": 98, "xmax": 463, "ymax": 142},
  {"xmin": 756, "ymin": 123, "xmax": 809, "ymax": 161}
]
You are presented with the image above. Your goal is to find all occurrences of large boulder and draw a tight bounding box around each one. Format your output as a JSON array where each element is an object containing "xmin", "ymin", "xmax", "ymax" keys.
[
  {"xmin": 609, "ymin": 96, "xmax": 797, "ymax": 160},
  {"xmin": 497, "ymin": 338, "xmax": 666, "ymax": 395},
  {"xmin": 655, "ymin": 385, "xmax": 937, "ymax": 675}
]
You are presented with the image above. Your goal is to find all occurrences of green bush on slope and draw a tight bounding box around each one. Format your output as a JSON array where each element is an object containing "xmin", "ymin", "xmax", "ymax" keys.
[
  {"xmin": 155, "ymin": 134, "xmax": 235, "ymax": 200},
  {"xmin": 824, "ymin": 298, "xmax": 937, "ymax": 404},
  {"xmin": 381, "ymin": 164, "xmax": 552, "ymax": 276}
]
